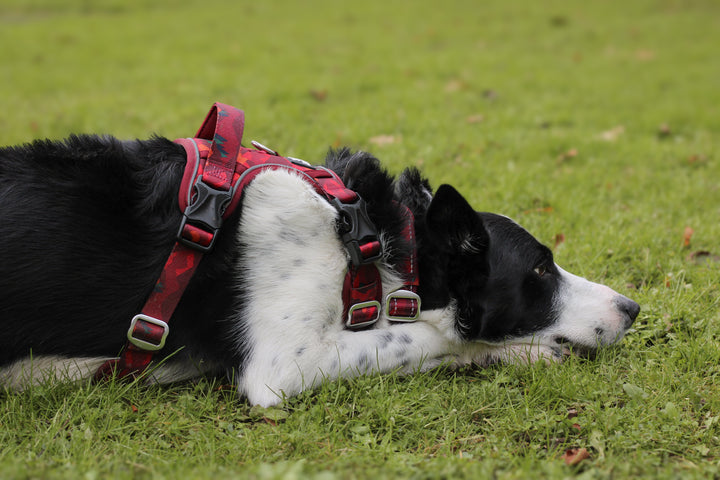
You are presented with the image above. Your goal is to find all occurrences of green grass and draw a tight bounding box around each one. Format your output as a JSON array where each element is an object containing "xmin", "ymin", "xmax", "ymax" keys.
[{"xmin": 1, "ymin": 0, "xmax": 719, "ymax": 478}]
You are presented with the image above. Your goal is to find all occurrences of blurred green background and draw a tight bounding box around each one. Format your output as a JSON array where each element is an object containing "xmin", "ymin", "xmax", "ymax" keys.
[{"xmin": 2, "ymin": 1, "xmax": 719, "ymax": 478}]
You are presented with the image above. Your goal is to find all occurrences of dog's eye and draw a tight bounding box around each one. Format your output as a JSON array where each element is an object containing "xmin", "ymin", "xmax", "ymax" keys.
[{"xmin": 533, "ymin": 265, "xmax": 547, "ymax": 277}]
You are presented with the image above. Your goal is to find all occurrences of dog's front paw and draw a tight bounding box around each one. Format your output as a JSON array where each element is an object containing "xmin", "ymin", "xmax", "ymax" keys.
[
  {"xmin": 447, "ymin": 341, "xmax": 567, "ymax": 369},
  {"xmin": 416, "ymin": 306, "xmax": 460, "ymax": 342},
  {"xmin": 493, "ymin": 343, "xmax": 566, "ymax": 365}
]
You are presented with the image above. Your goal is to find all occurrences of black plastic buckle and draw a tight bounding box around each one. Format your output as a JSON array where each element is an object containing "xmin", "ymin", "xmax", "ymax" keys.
[
  {"xmin": 331, "ymin": 196, "xmax": 383, "ymax": 266},
  {"xmin": 177, "ymin": 178, "xmax": 233, "ymax": 253}
]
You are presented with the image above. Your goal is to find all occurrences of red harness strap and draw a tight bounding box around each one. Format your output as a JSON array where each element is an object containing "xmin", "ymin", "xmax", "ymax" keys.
[
  {"xmin": 385, "ymin": 205, "xmax": 420, "ymax": 321},
  {"xmin": 96, "ymin": 103, "xmax": 419, "ymax": 381}
]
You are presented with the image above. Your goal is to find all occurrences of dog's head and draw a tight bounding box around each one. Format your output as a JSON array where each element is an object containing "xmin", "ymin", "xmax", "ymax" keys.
[{"xmin": 419, "ymin": 184, "xmax": 639, "ymax": 357}]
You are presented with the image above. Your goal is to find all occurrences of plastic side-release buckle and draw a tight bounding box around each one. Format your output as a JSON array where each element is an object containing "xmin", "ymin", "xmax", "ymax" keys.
[
  {"xmin": 127, "ymin": 314, "xmax": 169, "ymax": 351},
  {"xmin": 385, "ymin": 289, "xmax": 421, "ymax": 322},
  {"xmin": 346, "ymin": 300, "xmax": 381, "ymax": 329},
  {"xmin": 331, "ymin": 196, "xmax": 383, "ymax": 267},
  {"xmin": 177, "ymin": 177, "xmax": 233, "ymax": 252}
]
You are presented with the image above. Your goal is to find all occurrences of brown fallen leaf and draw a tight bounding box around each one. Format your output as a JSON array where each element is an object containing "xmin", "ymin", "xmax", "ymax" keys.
[
  {"xmin": 557, "ymin": 148, "xmax": 578, "ymax": 162},
  {"xmin": 682, "ymin": 226, "xmax": 694, "ymax": 248},
  {"xmin": 482, "ymin": 89, "xmax": 498, "ymax": 100},
  {"xmin": 262, "ymin": 416, "xmax": 277, "ymax": 426},
  {"xmin": 523, "ymin": 206, "xmax": 554, "ymax": 215},
  {"xmin": 553, "ymin": 233, "xmax": 566, "ymax": 250},
  {"xmin": 562, "ymin": 447, "xmax": 591, "ymax": 466},
  {"xmin": 444, "ymin": 79, "xmax": 467, "ymax": 92},
  {"xmin": 657, "ymin": 123, "xmax": 671, "ymax": 139},
  {"xmin": 369, "ymin": 134, "xmax": 401, "ymax": 146},
  {"xmin": 309, "ymin": 89, "xmax": 328, "ymax": 102},
  {"xmin": 599, "ymin": 126, "xmax": 625, "ymax": 142},
  {"xmin": 687, "ymin": 250, "xmax": 720, "ymax": 264},
  {"xmin": 687, "ymin": 154, "xmax": 708, "ymax": 165},
  {"xmin": 635, "ymin": 49, "xmax": 655, "ymax": 61},
  {"xmin": 331, "ymin": 132, "xmax": 347, "ymax": 148},
  {"xmin": 466, "ymin": 114, "xmax": 485, "ymax": 124}
]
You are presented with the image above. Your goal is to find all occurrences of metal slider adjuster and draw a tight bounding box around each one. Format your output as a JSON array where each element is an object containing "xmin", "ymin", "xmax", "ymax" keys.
[
  {"xmin": 127, "ymin": 314, "xmax": 170, "ymax": 351},
  {"xmin": 385, "ymin": 289, "xmax": 421, "ymax": 322},
  {"xmin": 346, "ymin": 300, "xmax": 382, "ymax": 329}
]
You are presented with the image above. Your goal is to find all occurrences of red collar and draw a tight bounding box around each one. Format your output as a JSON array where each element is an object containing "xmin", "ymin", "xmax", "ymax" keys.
[{"xmin": 96, "ymin": 103, "xmax": 419, "ymax": 381}]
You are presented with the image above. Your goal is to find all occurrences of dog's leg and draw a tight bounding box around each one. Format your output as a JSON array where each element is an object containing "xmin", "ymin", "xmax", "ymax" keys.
[
  {"xmin": 239, "ymin": 317, "xmax": 458, "ymax": 407},
  {"xmin": 0, "ymin": 356, "xmax": 112, "ymax": 389},
  {"xmin": 0, "ymin": 355, "xmax": 222, "ymax": 390},
  {"xmin": 446, "ymin": 339, "xmax": 567, "ymax": 368}
]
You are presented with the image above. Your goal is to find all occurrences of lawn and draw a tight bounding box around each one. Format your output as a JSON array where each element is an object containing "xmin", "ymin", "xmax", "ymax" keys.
[{"xmin": 1, "ymin": 0, "xmax": 719, "ymax": 478}]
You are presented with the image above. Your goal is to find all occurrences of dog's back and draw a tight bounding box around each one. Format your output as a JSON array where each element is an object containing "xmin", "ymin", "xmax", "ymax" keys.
[{"xmin": 0, "ymin": 136, "xmax": 234, "ymax": 366}]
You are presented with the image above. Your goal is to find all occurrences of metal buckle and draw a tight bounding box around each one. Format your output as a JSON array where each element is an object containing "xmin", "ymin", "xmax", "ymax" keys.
[
  {"xmin": 251, "ymin": 139, "xmax": 315, "ymax": 169},
  {"xmin": 385, "ymin": 289, "xmax": 421, "ymax": 322},
  {"xmin": 346, "ymin": 300, "xmax": 381, "ymax": 329},
  {"xmin": 127, "ymin": 314, "xmax": 169, "ymax": 351},
  {"xmin": 251, "ymin": 140, "xmax": 278, "ymax": 156}
]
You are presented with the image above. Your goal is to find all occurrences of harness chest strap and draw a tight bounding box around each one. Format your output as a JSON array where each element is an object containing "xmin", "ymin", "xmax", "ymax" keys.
[{"xmin": 96, "ymin": 102, "xmax": 419, "ymax": 381}]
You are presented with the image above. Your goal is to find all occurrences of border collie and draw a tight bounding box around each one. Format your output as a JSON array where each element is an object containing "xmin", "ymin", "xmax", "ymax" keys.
[{"xmin": 0, "ymin": 132, "xmax": 639, "ymax": 406}]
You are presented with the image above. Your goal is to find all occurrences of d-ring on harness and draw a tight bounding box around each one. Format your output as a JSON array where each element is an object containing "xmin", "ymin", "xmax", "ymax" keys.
[{"xmin": 96, "ymin": 103, "xmax": 420, "ymax": 381}]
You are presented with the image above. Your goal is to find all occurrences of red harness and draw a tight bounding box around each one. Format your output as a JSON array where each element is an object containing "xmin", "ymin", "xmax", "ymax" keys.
[{"xmin": 95, "ymin": 103, "xmax": 420, "ymax": 380}]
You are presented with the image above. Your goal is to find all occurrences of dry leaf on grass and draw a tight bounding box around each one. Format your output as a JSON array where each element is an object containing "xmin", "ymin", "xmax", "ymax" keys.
[
  {"xmin": 309, "ymin": 89, "xmax": 328, "ymax": 101},
  {"xmin": 635, "ymin": 49, "xmax": 656, "ymax": 61},
  {"xmin": 682, "ymin": 226, "xmax": 694, "ymax": 248},
  {"xmin": 444, "ymin": 79, "xmax": 467, "ymax": 92},
  {"xmin": 657, "ymin": 123, "xmax": 672, "ymax": 138},
  {"xmin": 687, "ymin": 250, "xmax": 720, "ymax": 264},
  {"xmin": 369, "ymin": 134, "xmax": 401, "ymax": 146},
  {"xmin": 687, "ymin": 154, "xmax": 708, "ymax": 165},
  {"xmin": 466, "ymin": 114, "xmax": 485, "ymax": 124},
  {"xmin": 523, "ymin": 206, "xmax": 554, "ymax": 215},
  {"xmin": 599, "ymin": 125, "xmax": 625, "ymax": 142},
  {"xmin": 557, "ymin": 148, "xmax": 578, "ymax": 162},
  {"xmin": 561, "ymin": 447, "xmax": 591, "ymax": 466}
]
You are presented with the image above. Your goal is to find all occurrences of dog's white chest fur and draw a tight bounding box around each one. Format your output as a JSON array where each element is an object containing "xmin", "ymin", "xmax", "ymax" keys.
[{"xmin": 235, "ymin": 170, "xmax": 455, "ymax": 406}]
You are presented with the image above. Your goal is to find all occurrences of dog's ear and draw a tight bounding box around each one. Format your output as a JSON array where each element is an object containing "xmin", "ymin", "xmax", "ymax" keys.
[
  {"xmin": 425, "ymin": 185, "xmax": 491, "ymax": 339},
  {"xmin": 425, "ymin": 184, "xmax": 489, "ymax": 255},
  {"xmin": 394, "ymin": 167, "xmax": 433, "ymax": 216}
]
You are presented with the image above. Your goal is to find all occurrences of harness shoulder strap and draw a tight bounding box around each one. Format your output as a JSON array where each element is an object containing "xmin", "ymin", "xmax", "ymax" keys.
[{"xmin": 96, "ymin": 103, "xmax": 246, "ymax": 380}]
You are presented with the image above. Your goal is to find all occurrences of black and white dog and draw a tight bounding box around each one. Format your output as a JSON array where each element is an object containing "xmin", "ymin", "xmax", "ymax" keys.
[{"xmin": 0, "ymin": 134, "xmax": 639, "ymax": 406}]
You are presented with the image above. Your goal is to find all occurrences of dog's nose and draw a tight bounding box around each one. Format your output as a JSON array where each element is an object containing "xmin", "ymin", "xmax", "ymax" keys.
[{"xmin": 615, "ymin": 295, "xmax": 640, "ymax": 329}]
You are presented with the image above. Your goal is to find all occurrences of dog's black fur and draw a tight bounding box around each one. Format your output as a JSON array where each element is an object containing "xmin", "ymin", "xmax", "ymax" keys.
[{"xmin": 1, "ymin": 136, "xmax": 238, "ymax": 369}]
